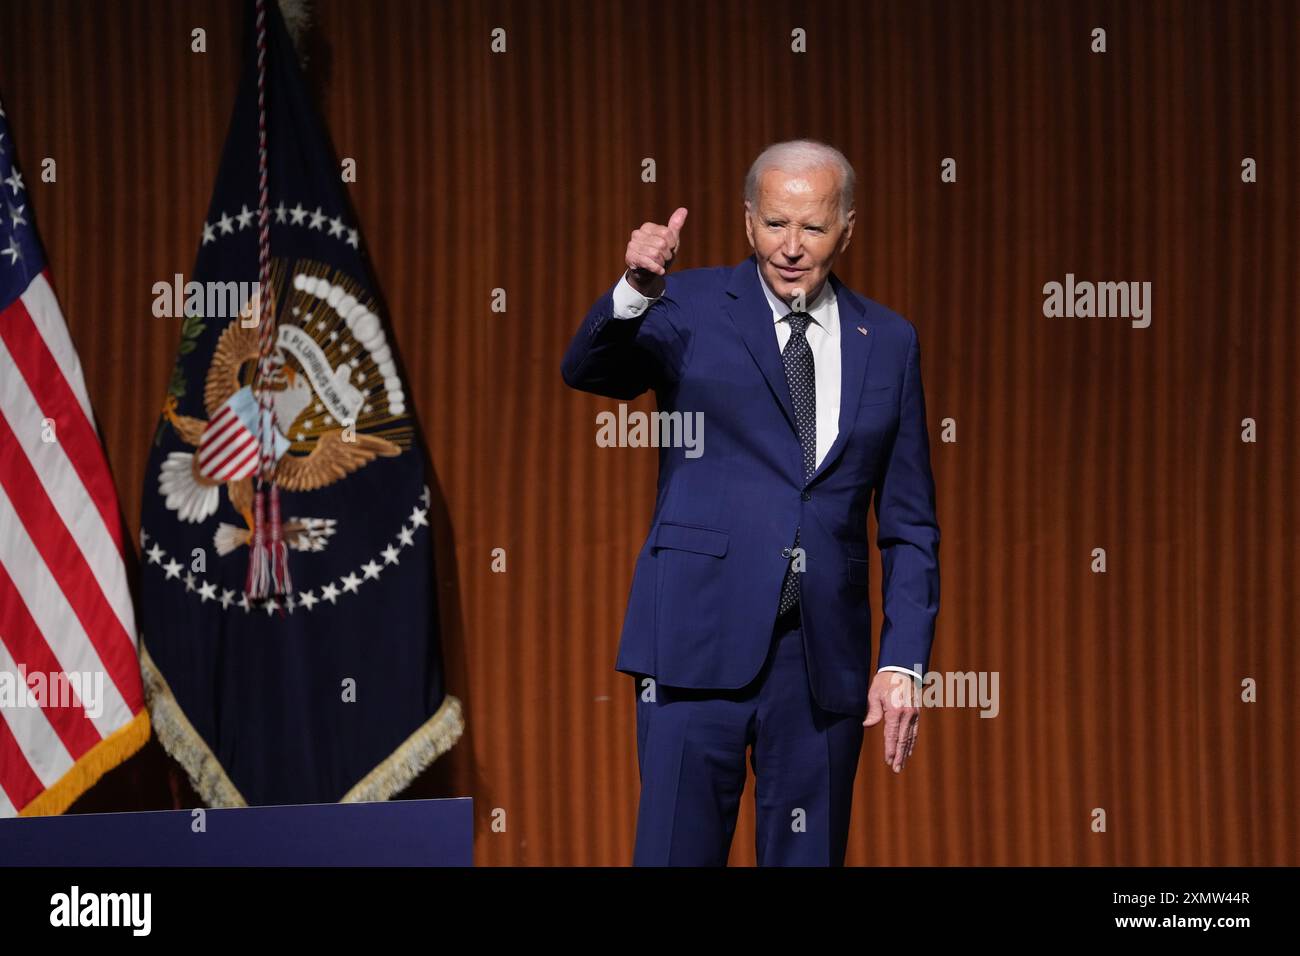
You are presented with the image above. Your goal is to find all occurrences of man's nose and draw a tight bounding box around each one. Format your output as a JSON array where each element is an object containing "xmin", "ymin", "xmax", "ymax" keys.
[{"xmin": 783, "ymin": 229, "xmax": 803, "ymax": 258}]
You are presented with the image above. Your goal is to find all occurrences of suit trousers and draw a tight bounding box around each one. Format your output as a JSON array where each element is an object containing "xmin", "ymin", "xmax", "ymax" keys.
[{"xmin": 631, "ymin": 607, "xmax": 866, "ymax": 865}]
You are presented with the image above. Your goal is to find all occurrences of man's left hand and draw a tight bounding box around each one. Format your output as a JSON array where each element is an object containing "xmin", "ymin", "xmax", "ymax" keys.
[{"xmin": 863, "ymin": 671, "xmax": 920, "ymax": 774}]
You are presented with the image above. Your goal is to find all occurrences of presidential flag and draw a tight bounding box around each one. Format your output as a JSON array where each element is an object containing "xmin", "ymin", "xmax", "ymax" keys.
[
  {"xmin": 0, "ymin": 97, "xmax": 150, "ymax": 817},
  {"xmin": 140, "ymin": 0, "xmax": 462, "ymax": 806}
]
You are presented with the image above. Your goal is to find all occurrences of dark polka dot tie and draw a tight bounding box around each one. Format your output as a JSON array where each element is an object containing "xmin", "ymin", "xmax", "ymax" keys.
[{"xmin": 777, "ymin": 311, "xmax": 815, "ymax": 616}]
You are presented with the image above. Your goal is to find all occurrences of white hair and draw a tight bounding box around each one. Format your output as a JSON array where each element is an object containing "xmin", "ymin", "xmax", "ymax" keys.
[{"xmin": 743, "ymin": 139, "xmax": 856, "ymax": 224}]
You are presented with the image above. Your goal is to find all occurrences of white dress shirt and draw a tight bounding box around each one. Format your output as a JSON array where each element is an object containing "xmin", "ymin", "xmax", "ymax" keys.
[
  {"xmin": 610, "ymin": 264, "xmax": 923, "ymax": 686},
  {"xmin": 756, "ymin": 264, "xmax": 839, "ymax": 468}
]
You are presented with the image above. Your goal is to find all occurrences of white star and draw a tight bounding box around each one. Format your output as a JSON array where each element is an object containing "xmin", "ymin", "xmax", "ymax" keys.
[
  {"xmin": 346, "ymin": 228, "xmax": 359, "ymax": 248},
  {"xmin": 236, "ymin": 204, "xmax": 255, "ymax": 229},
  {"xmin": 163, "ymin": 558, "xmax": 182, "ymax": 580},
  {"xmin": 308, "ymin": 206, "xmax": 326, "ymax": 230},
  {"xmin": 263, "ymin": 598, "xmax": 279, "ymax": 615},
  {"xmin": 274, "ymin": 201, "xmax": 288, "ymax": 223},
  {"xmin": 237, "ymin": 593, "xmax": 251, "ymax": 612},
  {"xmin": 321, "ymin": 582, "xmax": 340, "ymax": 604},
  {"xmin": 2, "ymin": 237, "xmax": 20, "ymax": 265},
  {"xmin": 328, "ymin": 216, "xmax": 345, "ymax": 237},
  {"xmin": 183, "ymin": 571, "xmax": 197, "ymax": 592},
  {"xmin": 381, "ymin": 544, "xmax": 401, "ymax": 565},
  {"xmin": 9, "ymin": 203, "xmax": 26, "ymax": 228},
  {"xmin": 146, "ymin": 543, "xmax": 164, "ymax": 565},
  {"xmin": 284, "ymin": 593, "xmax": 297, "ymax": 613},
  {"xmin": 201, "ymin": 223, "xmax": 216, "ymax": 245},
  {"xmin": 340, "ymin": 572, "xmax": 361, "ymax": 593},
  {"xmin": 289, "ymin": 203, "xmax": 307, "ymax": 225},
  {"xmin": 140, "ymin": 528, "xmax": 150, "ymax": 547},
  {"xmin": 421, "ymin": 486, "xmax": 432, "ymax": 507},
  {"xmin": 198, "ymin": 581, "xmax": 217, "ymax": 602},
  {"xmin": 409, "ymin": 506, "xmax": 429, "ymax": 528},
  {"xmin": 216, "ymin": 211, "xmax": 234, "ymax": 234},
  {"xmin": 299, "ymin": 589, "xmax": 318, "ymax": 610},
  {"xmin": 361, "ymin": 560, "xmax": 382, "ymax": 580},
  {"xmin": 397, "ymin": 526, "xmax": 414, "ymax": 547},
  {"xmin": 3, "ymin": 168, "xmax": 23, "ymax": 194},
  {"xmin": 220, "ymin": 588, "xmax": 236, "ymax": 609}
]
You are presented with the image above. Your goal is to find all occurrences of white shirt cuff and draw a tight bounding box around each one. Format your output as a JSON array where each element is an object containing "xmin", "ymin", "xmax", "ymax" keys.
[
  {"xmin": 877, "ymin": 665, "xmax": 923, "ymax": 684},
  {"xmin": 611, "ymin": 271, "xmax": 660, "ymax": 319}
]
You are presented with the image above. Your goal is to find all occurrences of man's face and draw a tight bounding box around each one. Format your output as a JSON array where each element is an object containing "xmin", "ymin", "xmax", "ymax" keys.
[{"xmin": 744, "ymin": 164, "xmax": 854, "ymax": 309}]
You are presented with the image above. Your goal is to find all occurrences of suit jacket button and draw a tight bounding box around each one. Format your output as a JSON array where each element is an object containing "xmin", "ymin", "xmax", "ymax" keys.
[{"xmin": 781, "ymin": 547, "xmax": 792, "ymax": 558}]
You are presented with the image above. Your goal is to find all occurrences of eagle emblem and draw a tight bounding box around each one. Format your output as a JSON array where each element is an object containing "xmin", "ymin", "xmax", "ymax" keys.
[{"xmin": 156, "ymin": 261, "xmax": 411, "ymax": 557}]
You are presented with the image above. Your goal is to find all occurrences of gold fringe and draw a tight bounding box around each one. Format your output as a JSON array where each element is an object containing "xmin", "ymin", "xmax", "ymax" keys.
[
  {"xmin": 141, "ymin": 638, "xmax": 464, "ymax": 807},
  {"xmin": 19, "ymin": 708, "xmax": 152, "ymax": 817},
  {"xmin": 342, "ymin": 694, "xmax": 464, "ymax": 803},
  {"xmin": 140, "ymin": 642, "xmax": 248, "ymax": 806}
]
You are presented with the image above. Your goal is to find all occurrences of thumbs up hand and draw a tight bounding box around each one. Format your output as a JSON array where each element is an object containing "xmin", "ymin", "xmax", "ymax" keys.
[{"xmin": 625, "ymin": 206, "xmax": 688, "ymax": 296}]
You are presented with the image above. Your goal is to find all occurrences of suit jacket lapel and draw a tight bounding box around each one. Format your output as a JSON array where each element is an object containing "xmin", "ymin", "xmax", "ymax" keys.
[
  {"xmin": 722, "ymin": 257, "xmax": 877, "ymax": 483},
  {"xmin": 809, "ymin": 270, "xmax": 875, "ymax": 484},
  {"xmin": 723, "ymin": 255, "xmax": 797, "ymax": 433}
]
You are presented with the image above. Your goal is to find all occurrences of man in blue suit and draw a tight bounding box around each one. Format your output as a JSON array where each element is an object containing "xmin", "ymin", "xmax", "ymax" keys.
[{"xmin": 562, "ymin": 139, "xmax": 940, "ymax": 866}]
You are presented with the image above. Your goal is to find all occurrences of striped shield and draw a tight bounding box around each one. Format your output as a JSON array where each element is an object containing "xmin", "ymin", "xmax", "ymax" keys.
[{"xmin": 196, "ymin": 384, "xmax": 288, "ymax": 481}]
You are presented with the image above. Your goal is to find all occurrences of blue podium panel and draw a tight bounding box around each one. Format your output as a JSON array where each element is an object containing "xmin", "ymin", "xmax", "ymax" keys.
[{"xmin": 0, "ymin": 798, "xmax": 473, "ymax": 866}]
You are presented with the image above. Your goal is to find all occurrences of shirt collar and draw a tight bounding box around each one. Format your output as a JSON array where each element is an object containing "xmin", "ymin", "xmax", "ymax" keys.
[{"xmin": 756, "ymin": 259, "xmax": 838, "ymax": 338}]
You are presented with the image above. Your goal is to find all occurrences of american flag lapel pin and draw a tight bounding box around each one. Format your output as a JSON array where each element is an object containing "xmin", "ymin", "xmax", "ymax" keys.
[{"xmin": 857, "ymin": 326, "xmax": 868, "ymax": 335}]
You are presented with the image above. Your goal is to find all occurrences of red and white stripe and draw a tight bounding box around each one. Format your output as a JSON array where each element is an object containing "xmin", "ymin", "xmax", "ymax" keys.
[
  {"xmin": 0, "ymin": 270, "xmax": 145, "ymax": 817},
  {"xmin": 197, "ymin": 402, "xmax": 260, "ymax": 481}
]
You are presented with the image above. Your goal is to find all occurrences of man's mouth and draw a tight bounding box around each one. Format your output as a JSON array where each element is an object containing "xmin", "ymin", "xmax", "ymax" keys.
[{"xmin": 776, "ymin": 265, "xmax": 806, "ymax": 280}]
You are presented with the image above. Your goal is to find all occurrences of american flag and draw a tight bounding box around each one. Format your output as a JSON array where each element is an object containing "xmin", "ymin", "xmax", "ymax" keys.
[{"xmin": 0, "ymin": 98, "xmax": 149, "ymax": 816}]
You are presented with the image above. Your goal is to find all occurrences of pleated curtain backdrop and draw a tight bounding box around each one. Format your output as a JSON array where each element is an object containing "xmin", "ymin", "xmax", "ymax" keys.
[{"xmin": 0, "ymin": 0, "xmax": 1294, "ymax": 865}]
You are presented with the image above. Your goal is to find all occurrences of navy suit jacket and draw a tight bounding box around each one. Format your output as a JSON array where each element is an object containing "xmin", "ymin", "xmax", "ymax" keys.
[{"xmin": 561, "ymin": 254, "xmax": 940, "ymax": 716}]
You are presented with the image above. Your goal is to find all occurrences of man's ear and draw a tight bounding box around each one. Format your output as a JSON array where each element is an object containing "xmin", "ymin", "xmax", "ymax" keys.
[
  {"xmin": 839, "ymin": 208, "xmax": 856, "ymax": 251},
  {"xmin": 743, "ymin": 202, "xmax": 755, "ymax": 248}
]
